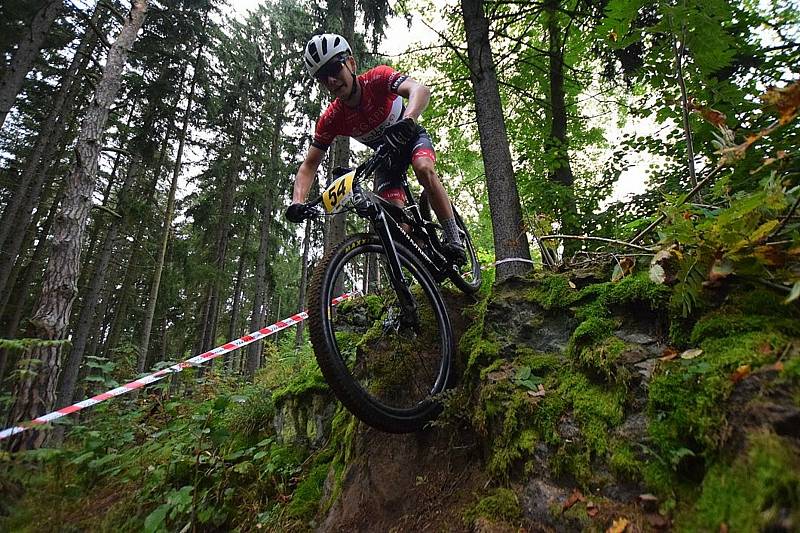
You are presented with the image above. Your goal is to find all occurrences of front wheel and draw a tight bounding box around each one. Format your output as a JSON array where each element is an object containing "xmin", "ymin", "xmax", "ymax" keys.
[
  {"xmin": 419, "ymin": 193, "xmax": 482, "ymax": 294},
  {"xmin": 307, "ymin": 233, "xmax": 454, "ymax": 433}
]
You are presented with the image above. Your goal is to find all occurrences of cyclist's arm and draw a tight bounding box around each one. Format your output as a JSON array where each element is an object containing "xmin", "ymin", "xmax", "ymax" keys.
[
  {"xmin": 292, "ymin": 145, "xmax": 326, "ymax": 204},
  {"xmin": 395, "ymin": 77, "xmax": 430, "ymax": 122}
]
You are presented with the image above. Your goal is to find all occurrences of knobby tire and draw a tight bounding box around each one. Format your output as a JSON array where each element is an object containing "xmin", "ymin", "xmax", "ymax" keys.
[{"xmin": 308, "ymin": 233, "xmax": 454, "ymax": 433}]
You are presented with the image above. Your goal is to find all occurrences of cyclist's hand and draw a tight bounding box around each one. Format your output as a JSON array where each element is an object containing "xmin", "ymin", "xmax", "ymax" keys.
[
  {"xmin": 383, "ymin": 117, "xmax": 417, "ymax": 151},
  {"xmin": 285, "ymin": 203, "xmax": 311, "ymax": 223}
]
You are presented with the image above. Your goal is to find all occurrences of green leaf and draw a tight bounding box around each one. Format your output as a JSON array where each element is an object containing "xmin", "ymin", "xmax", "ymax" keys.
[
  {"xmin": 144, "ymin": 504, "xmax": 170, "ymax": 533},
  {"xmin": 515, "ymin": 365, "xmax": 531, "ymax": 381},
  {"xmin": 224, "ymin": 449, "xmax": 245, "ymax": 461},
  {"xmin": 167, "ymin": 486, "xmax": 193, "ymax": 509},
  {"xmin": 233, "ymin": 461, "xmax": 253, "ymax": 474}
]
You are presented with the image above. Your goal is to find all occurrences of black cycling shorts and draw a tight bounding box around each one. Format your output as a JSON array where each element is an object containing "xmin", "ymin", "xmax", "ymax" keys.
[{"xmin": 374, "ymin": 126, "xmax": 436, "ymax": 202}]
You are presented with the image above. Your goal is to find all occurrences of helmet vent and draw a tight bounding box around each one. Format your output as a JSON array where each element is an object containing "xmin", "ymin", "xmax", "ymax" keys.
[{"xmin": 307, "ymin": 42, "xmax": 320, "ymax": 63}]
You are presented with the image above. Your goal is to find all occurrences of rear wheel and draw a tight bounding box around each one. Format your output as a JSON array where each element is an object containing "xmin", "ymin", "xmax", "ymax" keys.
[
  {"xmin": 307, "ymin": 233, "xmax": 454, "ymax": 433},
  {"xmin": 419, "ymin": 194, "xmax": 482, "ymax": 294}
]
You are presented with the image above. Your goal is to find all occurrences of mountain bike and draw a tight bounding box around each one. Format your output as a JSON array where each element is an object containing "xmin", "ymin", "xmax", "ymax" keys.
[{"xmin": 293, "ymin": 144, "xmax": 481, "ymax": 433}]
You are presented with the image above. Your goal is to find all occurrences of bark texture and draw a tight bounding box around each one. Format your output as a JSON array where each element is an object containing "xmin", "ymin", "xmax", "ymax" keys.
[
  {"xmin": 7, "ymin": 0, "xmax": 148, "ymax": 451},
  {"xmin": 0, "ymin": 0, "xmax": 64, "ymax": 130},
  {"xmin": 460, "ymin": 0, "xmax": 532, "ymax": 281}
]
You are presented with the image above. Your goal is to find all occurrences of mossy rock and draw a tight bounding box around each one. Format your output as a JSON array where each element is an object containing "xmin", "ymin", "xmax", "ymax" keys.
[
  {"xmin": 676, "ymin": 431, "xmax": 800, "ymax": 531},
  {"xmin": 463, "ymin": 487, "xmax": 522, "ymax": 527}
]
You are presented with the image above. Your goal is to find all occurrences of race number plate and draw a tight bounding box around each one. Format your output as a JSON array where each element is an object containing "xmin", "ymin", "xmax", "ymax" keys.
[{"xmin": 322, "ymin": 171, "xmax": 356, "ymax": 213}]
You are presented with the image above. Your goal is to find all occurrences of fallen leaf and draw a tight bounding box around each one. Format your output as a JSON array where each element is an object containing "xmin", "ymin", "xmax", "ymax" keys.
[
  {"xmin": 607, "ymin": 517, "xmax": 629, "ymax": 533},
  {"xmin": 719, "ymin": 523, "xmax": 729, "ymax": 533},
  {"xmin": 612, "ymin": 256, "xmax": 635, "ymax": 282},
  {"xmin": 774, "ymin": 361, "xmax": 785, "ymax": 372},
  {"xmin": 569, "ymin": 280, "xmax": 577, "ymax": 289},
  {"xmin": 586, "ymin": 501, "xmax": 599, "ymax": 517},
  {"xmin": 527, "ymin": 384, "xmax": 546, "ymax": 398},
  {"xmin": 608, "ymin": 30, "xmax": 618, "ymax": 42},
  {"xmin": 680, "ymin": 348, "xmax": 703, "ymax": 359},
  {"xmin": 660, "ymin": 347, "xmax": 679, "ymax": 361},
  {"xmin": 731, "ymin": 364, "xmax": 751, "ymax": 383},
  {"xmin": 562, "ymin": 489, "xmax": 584, "ymax": 512},
  {"xmin": 753, "ymin": 245, "xmax": 786, "ymax": 267},
  {"xmin": 706, "ymin": 258, "xmax": 734, "ymax": 285},
  {"xmin": 689, "ymin": 99, "xmax": 729, "ymax": 128},
  {"xmin": 759, "ymin": 343, "xmax": 774, "ymax": 355}
]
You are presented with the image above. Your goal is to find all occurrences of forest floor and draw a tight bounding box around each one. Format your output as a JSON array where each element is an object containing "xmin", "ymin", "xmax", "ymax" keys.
[{"xmin": 2, "ymin": 270, "xmax": 799, "ymax": 532}]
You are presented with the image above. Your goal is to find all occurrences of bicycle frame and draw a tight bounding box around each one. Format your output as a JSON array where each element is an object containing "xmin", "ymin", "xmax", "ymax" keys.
[{"xmin": 307, "ymin": 146, "xmax": 456, "ymax": 324}]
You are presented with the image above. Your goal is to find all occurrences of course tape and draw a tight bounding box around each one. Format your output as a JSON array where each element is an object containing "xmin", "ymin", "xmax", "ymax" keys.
[{"xmin": 0, "ymin": 292, "xmax": 355, "ymax": 441}]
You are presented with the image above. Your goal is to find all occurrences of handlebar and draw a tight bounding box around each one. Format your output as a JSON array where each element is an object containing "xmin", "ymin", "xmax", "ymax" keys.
[{"xmin": 300, "ymin": 144, "xmax": 393, "ymax": 217}]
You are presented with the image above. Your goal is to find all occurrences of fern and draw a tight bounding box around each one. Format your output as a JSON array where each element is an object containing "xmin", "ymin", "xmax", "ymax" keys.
[{"xmin": 674, "ymin": 257, "xmax": 709, "ymax": 317}]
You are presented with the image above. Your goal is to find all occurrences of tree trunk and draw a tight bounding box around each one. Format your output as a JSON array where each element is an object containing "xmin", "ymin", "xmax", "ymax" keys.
[
  {"xmin": 460, "ymin": 0, "xmax": 532, "ymax": 282},
  {"xmin": 196, "ymin": 87, "xmax": 246, "ymax": 361},
  {"xmin": 0, "ymin": 186, "xmax": 62, "ymax": 389},
  {"xmin": 227, "ymin": 217, "xmax": 251, "ymax": 371},
  {"xmin": 245, "ymin": 112, "xmax": 281, "ymax": 378},
  {"xmin": 137, "ymin": 40, "xmax": 202, "ymax": 373},
  {"xmin": 56, "ymin": 158, "xmax": 139, "ymax": 412},
  {"xmin": 324, "ymin": 0, "xmax": 355, "ymax": 254},
  {"xmin": 0, "ymin": 12, "xmax": 99, "ymax": 299},
  {"xmin": 0, "ymin": 0, "xmax": 65, "ymax": 131},
  {"xmin": 6, "ymin": 0, "xmax": 148, "ymax": 451},
  {"xmin": 544, "ymin": 0, "xmax": 578, "ymax": 238}
]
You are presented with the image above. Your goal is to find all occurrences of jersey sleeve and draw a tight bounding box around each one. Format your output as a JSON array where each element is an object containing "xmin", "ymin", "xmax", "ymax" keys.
[
  {"xmin": 312, "ymin": 107, "xmax": 337, "ymax": 150},
  {"xmin": 368, "ymin": 65, "xmax": 409, "ymax": 95}
]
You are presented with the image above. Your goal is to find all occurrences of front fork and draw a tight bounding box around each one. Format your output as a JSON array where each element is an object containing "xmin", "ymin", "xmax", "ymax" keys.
[{"xmin": 370, "ymin": 208, "xmax": 418, "ymax": 327}]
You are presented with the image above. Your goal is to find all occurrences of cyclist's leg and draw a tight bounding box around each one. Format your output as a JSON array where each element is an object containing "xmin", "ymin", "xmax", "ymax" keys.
[
  {"xmin": 410, "ymin": 130, "xmax": 465, "ymax": 262},
  {"xmin": 375, "ymin": 151, "xmax": 411, "ymax": 232}
]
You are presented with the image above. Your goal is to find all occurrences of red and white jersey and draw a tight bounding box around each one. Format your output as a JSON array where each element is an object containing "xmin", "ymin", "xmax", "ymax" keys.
[{"xmin": 312, "ymin": 65, "xmax": 409, "ymax": 150}]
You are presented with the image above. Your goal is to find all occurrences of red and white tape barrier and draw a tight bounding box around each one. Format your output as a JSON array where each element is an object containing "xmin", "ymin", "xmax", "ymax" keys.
[
  {"xmin": 0, "ymin": 292, "xmax": 356, "ymax": 441},
  {"xmin": 1, "ymin": 256, "xmax": 534, "ymax": 441}
]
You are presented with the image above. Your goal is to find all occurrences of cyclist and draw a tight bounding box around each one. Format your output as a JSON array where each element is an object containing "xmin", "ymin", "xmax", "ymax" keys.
[{"xmin": 285, "ymin": 33, "xmax": 467, "ymax": 265}]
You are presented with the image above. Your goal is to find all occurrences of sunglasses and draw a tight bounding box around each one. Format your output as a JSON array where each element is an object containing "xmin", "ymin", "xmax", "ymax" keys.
[{"xmin": 314, "ymin": 59, "xmax": 346, "ymax": 81}]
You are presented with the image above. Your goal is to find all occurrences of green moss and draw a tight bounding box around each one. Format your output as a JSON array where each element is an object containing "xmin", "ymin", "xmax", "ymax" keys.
[
  {"xmin": 336, "ymin": 294, "xmax": 384, "ymax": 321},
  {"xmin": 572, "ymin": 272, "xmax": 671, "ymax": 322},
  {"xmin": 691, "ymin": 310, "xmax": 800, "ymax": 345},
  {"xmin": 285, "ymin": 462, "xmax": 329, "ymax": 520},
  {"xmin": 514, "ymin": 347, "xmax": 563, "ymax": 375},
  {"xmin": 476, "ymin": 352, "xmax": 628, "ymax": 484},
  {"xmin": 316, "ymin": 408, "xmax": 357, "ymax": 513},
  {"xmin": 783, "ymin": 357, "xmax": 800, "ymax": 381},
  {"xmin": 272, "ymin": 366, "xmax": 327, "ymax": 403},
  {"xmin": 463, "ymin": 488, "xmax": 521, "ymax": 526},
  {"xmin": 676, "ymin": 432, "xmax": 800, "ymax": 531},
  {"xmin": 573, "ymin": 336, "xmax": 631, "ymax": 383},
  {"xmin": 547, "ymin": 373, "xmax": 627, "ymax": 486},
  {"xmin": 609, "ymin": 442, "xmax": 643, "ymax": 481},
  {"xmin": 568, "ymin": 316, "xmax": 618, "ymax": 352},
  {"xmin": 647, "ymin": 331, "xmax": 790, "ymax": 484},
  {"xmin": 603, "ymin": 272, "xmax": 672, "ymax": 309},
  {"xmin": 524, "ymin": 274, "xmax": 581, "ymax": 310}
]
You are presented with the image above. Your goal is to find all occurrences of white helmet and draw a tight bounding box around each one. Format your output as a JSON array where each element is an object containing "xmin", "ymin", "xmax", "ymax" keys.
[{"xmin": 304, "ymin": 33, "xmax": 351, "ymax": 76}]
